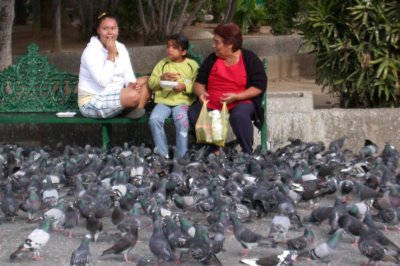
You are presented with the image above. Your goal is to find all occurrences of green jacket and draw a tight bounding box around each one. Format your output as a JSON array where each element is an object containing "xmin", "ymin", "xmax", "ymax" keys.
[{"xmin": 148, "ymin": 57, "xmax": 199, "ymax": 106}]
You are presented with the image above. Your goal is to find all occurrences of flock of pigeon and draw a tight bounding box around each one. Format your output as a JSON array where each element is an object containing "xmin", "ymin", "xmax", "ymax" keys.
[{"xmin": 0, "ymin": 137, "xmax": 399, "ymax": 266}]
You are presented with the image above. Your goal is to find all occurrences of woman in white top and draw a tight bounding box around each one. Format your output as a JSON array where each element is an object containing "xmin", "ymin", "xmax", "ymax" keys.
[{"xmin": 78, "ymin": 13, "xmax": 149, "ymax": 119}]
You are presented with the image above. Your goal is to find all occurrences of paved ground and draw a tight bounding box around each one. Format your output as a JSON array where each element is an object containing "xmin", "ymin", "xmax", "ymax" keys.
[
  {"xmin": 0, "ymin": 192, "xmax": 398, "ymax": 266},
  {"xmin": 268, "ymin": 76, "xmax": 340, "ymax": 109}
]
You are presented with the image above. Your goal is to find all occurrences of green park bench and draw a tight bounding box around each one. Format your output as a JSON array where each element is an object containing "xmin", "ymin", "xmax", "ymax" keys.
[{"xmin": 0, "ymin": 43, "xmax": 268, "ymax": 151}]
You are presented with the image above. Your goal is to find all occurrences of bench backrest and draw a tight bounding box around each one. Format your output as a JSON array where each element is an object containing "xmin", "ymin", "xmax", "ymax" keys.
[{"xmin": 0, "ymin": 43, "xmax": 79, "ymax": 112}]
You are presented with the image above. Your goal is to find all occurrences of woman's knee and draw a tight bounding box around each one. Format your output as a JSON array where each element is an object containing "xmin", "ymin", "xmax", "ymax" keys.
[{"xmin": 120, "ymin": 88, "xmax": 140, "ymax": 108}]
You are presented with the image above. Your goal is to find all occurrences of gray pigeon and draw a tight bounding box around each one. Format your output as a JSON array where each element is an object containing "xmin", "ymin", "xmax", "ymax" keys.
[
  {"xmin": 0, "ymin": 182, "xmax": 19, "ymax": 222},
  {"xmin": 358, "ymin": 228, "xmax": 400, "ymax": 265},
  {"xmin": 189, "ymin": 223, "xmax": 222, "ymax": 265},
  {"xmin": 70, "ymin": 234, "xmax": 92, "ymax": 266},
  {"xmin": 101, "ymin": 228, "xmax": 138, "ymax": 263},
  {"xmin": 230, "ymin": 212, "xmax": 275, "ymax": 257},
  {"xmin": 267, "ymin": 203, "xmax": 291, "ymax": 243},
  {"xmin": 64, "ymin": 201, "xmax": 80, "ymax": 238},
  {"xmin": 286, "ymin": 225, "xmax": 315, "ymax": 251},
  {"xmin": 149, "ymin": 219, "xmax": 176, "ymax": 264},
  {"xmin": 298, "ymin": 228, "xmax": 344, "ymax": 264}
]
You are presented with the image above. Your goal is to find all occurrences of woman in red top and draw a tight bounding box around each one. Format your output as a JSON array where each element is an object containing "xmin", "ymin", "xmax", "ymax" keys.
[{"xmin": 188, "ymin": 22, "xmax": 267, "ymax": 154}]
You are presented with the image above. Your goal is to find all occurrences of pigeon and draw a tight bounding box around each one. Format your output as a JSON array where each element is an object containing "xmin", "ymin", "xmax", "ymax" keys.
[
  {"xmin": 359, "ymin": 139, "xmax": 378, "ymax": 159},
  {"xmin": 358, "ymin": 228, "xmax": 400, "ymax": 265},
  {"xmin": 43, "ymin": 201, "xmax": 65, "ymax": 231},
  {"xmin": 353, "ymin": 181, "xmax": 383, "ymax": 202},
  {"xmin": 230, "ymin": 212, "xmax": 275, "ymax": 257},
  {"xmin": 70, "ymin": 234, "xmax": 92, "ymax": 266},
  {"xmin": 338, "ymin": 213, "xmax": 365, "ymax": 245},
  {"xmin": 111, "ymin": 200, "xmax": 125, "ymax": 226},
  {"xmin": 338, "ymin": 179, "xmax": 354, "ymax": 202},
  {"xmin": 101, "ymin": 227, "xmax": 138, "ymax": 263},
  {"xmin": 149, "ymin": 219, "xmax": 176, "ymax": 264},
  {"xmin": 286, "ymin": 225, "xmax": 315, "ymax": 251},
  {"xmin": 85, "ymin": 212, "xmax": 103, "ymax": 242},
  {"xmin": 176, "ymin": 213, "xmax": 196, "ymax": 238},
  {"xmin": 10, "ymin": 218, "xmax": 52, "ymax": 261},
  {"xmin": 303, "ymin": 205, "xmax": 333, "ymax": 225},
  {"xmin": 239, "ymin": 250, "xmax": 297, "ymax": 266},
  {"xmin": 298, "ymin": 228, "xmax": 344, "ymax": 264},
  {"xmin": 346, "ymin": 201, "xmax": 370, "ymax": 221},
  {"xmin": 0, "ymin": 182, "xmax": 20, "ymax": 222},
  {"xmin": 64, "ymin": 201, "xmax": 80, "ymax": 238},
  {"xmin": 373, "ymin": 207, "xmax": 400, "ymax": 231},
  {"xmin": 164, "ymin": 215, "xmax": 191, "ymax": 258},
  {"xmin": 172, "ymin": 193, "xmax": 196, "ymax": 211},
  {"xmin": 136, "ymin": 254, "xmax": 158, "ymax": 266},
  {"xmin": 19, "ymin": 186, "xmax": 42, "ymax": 222},
  {"xmin": 363, "ymin": 211, "xmax": 400, "ymax": 255},
  {"xmin": 117, "ymin": 202, "xmax": 142, "ymax": 233},
  {"xmin": 189, "ymin": 223, "xmax": 222, "ymax": 265},
  {"xmin": 41, "ymin": 178, "xmax": 59, "ymax": 209},
  {"xmin": 267, "ymin": 202, "xmax": 291, "ymax": 243},
  {"xmin": 210, "ymin": 223, "xmax": 225, "ymax": 255}
]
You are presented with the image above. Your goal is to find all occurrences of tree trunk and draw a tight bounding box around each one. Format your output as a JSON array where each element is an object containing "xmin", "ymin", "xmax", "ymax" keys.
[
  {"xmin": 31, "ymin": 0, "xmax": 40, "ymax": 38},
  {"xmin": 40, "ymin": 0, "xmax": 52, "ymax": 28},
  {"xmin": 181, "ymin": 0, "xmax": 206, "ymax": 29},
  {"xmin": 14, "ymin": 0, "xmax": 26, "ymax": 25},
  {"xmin": 0, "ymin": 0, "xmax": 15, "ymax": 71},
  {"xmin": 52, "ymin": 0, "xmax": 62, "ymax": 52},
  {"xmin": 224, "ymin": 0, "xmax": 237, "ymax": 23}
]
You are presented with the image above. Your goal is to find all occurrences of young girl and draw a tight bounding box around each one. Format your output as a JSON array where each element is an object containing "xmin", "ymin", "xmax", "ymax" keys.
[{"xmin": 148, "ymin": 34, "xmax": 199, "ymax": 158}]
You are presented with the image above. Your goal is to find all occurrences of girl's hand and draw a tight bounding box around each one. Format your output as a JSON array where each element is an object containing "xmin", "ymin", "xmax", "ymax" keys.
[
  {"xmin": 220, "ymin": 93, "xmax": 238, "ymax": 104},
  {"xmin": 161, "ymin": 72, "xmax": 180, "ymax": 81},
  {"xmin": 174, "ymin": 82, "xmax": 186, "ymax": 93}
]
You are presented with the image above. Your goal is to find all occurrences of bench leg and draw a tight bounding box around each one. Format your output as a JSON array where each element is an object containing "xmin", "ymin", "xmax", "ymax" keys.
[
  {"xmin": 101, "ymin": 124, "xmax": 112, "ymax": 149},
  {"xmin": 261, "ymin": 119, "xmax": 268, "ymax": 153},
  {"xmin": 261, "ymin": 92, "xmax": 268, "ymax": 153}
]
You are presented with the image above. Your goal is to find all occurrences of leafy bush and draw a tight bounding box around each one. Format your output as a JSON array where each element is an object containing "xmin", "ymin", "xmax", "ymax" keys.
[
  {"xmin": 299, "ymin": 0, "xmax": 400, "ymax": 108},
  {"xmin": 265, "ymin": 0, "xmax": 299, "ymax": 35},
  {"xmin": 234, "ymin": 0, "xmax": 268, "ymax": 34},
  {"xmin": 115, "ymin": 1, "xmax": 142, "ymax": 41}
]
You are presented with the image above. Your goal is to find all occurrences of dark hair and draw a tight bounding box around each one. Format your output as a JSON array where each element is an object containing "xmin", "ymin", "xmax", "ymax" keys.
[
  {"xmin": 213, "ymin": 23, "xmax": 242, "ymax": 52},
  {"xmin": 167, "ymin": 34, "xmax": 189, "ymax": 52},
  {"xmin": 93, "ymin": 12, "xmax": 119, "ymax": 37}
]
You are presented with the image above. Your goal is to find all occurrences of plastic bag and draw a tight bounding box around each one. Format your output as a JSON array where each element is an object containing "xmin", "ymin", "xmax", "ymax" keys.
[
  {"xmin": 195, "ymin": 101, "xmax": 229, "ymax": 147},
  {"xmin": 195, "ymin": 101, "xmax": 213, "ymax": 143}
]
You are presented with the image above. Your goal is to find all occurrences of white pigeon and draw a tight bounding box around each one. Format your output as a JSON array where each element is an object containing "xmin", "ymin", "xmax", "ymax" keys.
[{"xmin": 10, "ymin": 219, "xmax": 52, "ymax": 261}]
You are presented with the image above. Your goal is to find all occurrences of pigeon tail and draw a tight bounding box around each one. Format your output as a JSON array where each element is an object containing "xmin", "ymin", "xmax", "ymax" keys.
[{"xmin": 10, "ymin": 245, "xmax": 24, "ymax": 260}]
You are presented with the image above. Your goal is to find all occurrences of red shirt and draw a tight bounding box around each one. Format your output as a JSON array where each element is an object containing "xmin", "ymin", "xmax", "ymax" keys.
[{"xmin": 207, "ymin": 54, "xmax": 251, "ymax": 110}]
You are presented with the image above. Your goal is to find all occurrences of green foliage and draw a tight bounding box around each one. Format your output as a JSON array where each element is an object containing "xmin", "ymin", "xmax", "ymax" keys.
[
  {"xmin": 265, "ymin": 0, "xmax": 299, "ymax": 35},
  {"xmin": 234, "ymin": 0, "xmax": 268, "ymax": 34},
  {"xmin": 201, "ymin": 0, "xmax": 229, "ymax": 22},
  {"xmin": 299, "ymin": 0, "xmax": 400, "ymax": 108},
  {"xmin": 115, "ymin": 1, "xmax": 141, "ymax": 41}
]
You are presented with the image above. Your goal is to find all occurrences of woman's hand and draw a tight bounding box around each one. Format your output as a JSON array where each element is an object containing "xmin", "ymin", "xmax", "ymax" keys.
[
  {"xmin": 199, "ymin": 91, "xmax": 209, "ymax": 102},
  {"xmin": 106, "ymin": 37, "xmax": 118, "ymax": 61},
  {"xmin": 127, "ymin": 82, "xmax": 141, "ymax": 93},
  {"xmin": 220, "ymin": 93, "xmax": 238, "ymax": 104}
]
